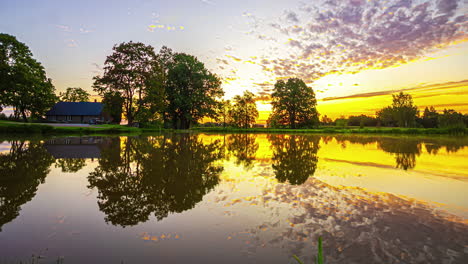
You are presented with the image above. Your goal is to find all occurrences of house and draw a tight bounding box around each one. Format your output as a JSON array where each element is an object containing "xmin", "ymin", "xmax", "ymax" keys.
[{"xmin": 45, "ymin": 102, "xmax": 111, "ymax": 123}]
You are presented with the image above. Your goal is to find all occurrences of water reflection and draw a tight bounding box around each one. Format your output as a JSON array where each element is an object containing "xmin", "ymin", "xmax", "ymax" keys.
[
  {"xmin": 226, "ymin": 134, "xmax": 259, "ymax": 170},
  {"xmin": 45, "ymin": 137, "xmax": 112, "ymax": 173},
  {"xmin": 331, "ymin": 135, "xmax": 468, "ymax": 171},
  {"xmin": 268, "ymin": 135, "xmax": 320, "ymax": 185},
  {"xmin": 244, "ymin": 178, "xmax": 468, "ymax": 263},
  {"xmin": 0, "ymin": 140, "xmax": 54, "ymax": 231},
  {"xmin": 87, "ymin": 134, "xmax": 224, "ymax": 227}
]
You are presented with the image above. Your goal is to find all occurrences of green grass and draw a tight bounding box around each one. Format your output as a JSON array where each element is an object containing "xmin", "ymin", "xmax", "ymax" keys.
[
  {"xmin": 1, "ymin": 120, "xmax": 466, "ymax": 135},
  {"xmin": 293, "ymin": 237, "xmax": 324, "ymax": 264},
  {"xmin": 0, "ymin": 120, "xmax": 141, "ymax": 135}
]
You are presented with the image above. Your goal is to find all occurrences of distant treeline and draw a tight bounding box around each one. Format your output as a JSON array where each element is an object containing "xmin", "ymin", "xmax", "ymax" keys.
[{"xmin": 320, "ymin": 93, "xmax": 467, "ymax": 131}]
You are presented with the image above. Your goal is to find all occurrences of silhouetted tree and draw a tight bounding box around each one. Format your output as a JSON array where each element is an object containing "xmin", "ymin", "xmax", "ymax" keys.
[
  {"xmin": 165, "ymin": 53, "xmax": 224, "ymax": 129},
  {"xmin": 93, "ymin": 41, "xmax": 164, "ymax": 125},
  {"xmin": 101, "ymin": 91, "xmax": 124, "ymax": 124},
  {"xmin": 268, "ymin": 135, "xmax": 320, "ymax": 185},
  {"xmin": 376, "ymin": 106, "xmax": 397, "ymax": 127},
  {"xmin": 229, "ymin": 91, "xmax": 259, "ymax": 128},
  {"xmin": 269, "ymin": 78, "xmax": 319, "ymax": 129},
  {"xmin": 438, "ymin": 109, "xmax": 465, "ymax": 128},
  {"xmin": 421, "ymin": 106, "xmax": 439, "ymax": 128},
  {"xmin": 0, "ymin": 33, "xmax": 57, "ymax": 122},
  {"xmin": 59, "ymin": 87, "xmax": 90, "ymax": 102}
]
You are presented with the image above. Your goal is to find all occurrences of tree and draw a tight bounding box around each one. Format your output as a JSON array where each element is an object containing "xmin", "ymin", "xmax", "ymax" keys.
[
  {"xmin": 101, "ymin": 91, "xmax": 124, "ymax": 124},
  {"xmin": 229, "ymin": 91, "xmax": 259, "ymax": 128},
  {"xmin": 376, "ymin": 106, "xmax": 397, "ymax": 127},
  {"xmin": 216, "ymin": 99, "xmax": 232, "ymax": 128},
  {"xmin": 391, "ymin": 92, "xmax": 418, "ymax": 127},
  {"xmin": 269, "ymin": 78, "xmax": 319, "ymax": 129},
  {"xmin": 93, "ymin": 41, "xmax": 164, "ymax": 125},
  {"xmin": 421, "ymin": 106, "xmax": 439, "ymax": 128},
  {"xmin": 321, "ymin": 115, "xmax": 333, "ymax": 126},
  {"xmin": 59, "ymin": 87, "xmax": 90, "ymax": 102},
  {"xmin": 165, "ymin": 53, "xmax": 224, "ymax": 129},
  {"xmin": 0, "ymin": 33, "xmax": 57, "ymax": 122},
  {"xmin": 438, "ymin": 109, "xmax": 465, "ymax": 128}
]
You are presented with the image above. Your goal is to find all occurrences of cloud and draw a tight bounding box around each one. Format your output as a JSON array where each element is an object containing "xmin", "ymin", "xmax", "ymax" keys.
[
  {"xmin": 79, "ymin": 27, "xmax": 93, "ymax": 34},
  {"xmin": 56, "ymin": 24, "xmax": 72, "ymax": 32},
  {"xmin": 254, "ymin": 0, "xmax": 467, "ymax": 87},
  {"xmin": 147, "ymin": 24, "xmax": 184, "ymax": 32},
  {"xmin": 201, "ymin": 0, "xmax": 215, "ymax": 5},
  {"xmin": 285, "ymin": 11, "xmax": 299, "ymax": 23},
  {"xmin": 321, "ymin": 80, "xmax": 468, "ymax": 102},
  {"xmin": 65, "ymin": 39, "xmax": 77, "ymax": 48},
  {"xmin": 225, "ymin": 54, "xmax": 242, "ymax": 62}
]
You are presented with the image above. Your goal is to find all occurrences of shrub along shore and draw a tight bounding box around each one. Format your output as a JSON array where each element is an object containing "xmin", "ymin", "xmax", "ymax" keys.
[{"xmin": 0, "ymin": 121, "xmax": 466, "ymax": 135}]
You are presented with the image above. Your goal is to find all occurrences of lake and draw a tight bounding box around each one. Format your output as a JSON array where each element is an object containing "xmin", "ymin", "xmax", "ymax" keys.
[{"xmin": 0, "ymin": 133, "xmax": 467, "ymax": 263}]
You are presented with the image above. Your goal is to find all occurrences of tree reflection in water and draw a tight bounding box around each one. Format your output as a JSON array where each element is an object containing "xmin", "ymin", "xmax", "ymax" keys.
[
  {"xmin": 226, "ymin": 134, "xmax": 259, "ymax": 170},
  {"xmin": 87, "ymin": 134, "xmax": 224, "ymax": 227},
  {"xmin": 0, "ymin": 140, "xmax": 54, "ymax": 231},
  {"xmin": 377, "ymin": 138, "xmax": 421, "ymax": 170},
  {"xmin": 268, "ymin": 135, "xmax": 320, "ymax": 185},
  {"xmin": 55, "ymin": 158, "xmax": 86, "ymax": 173},
  {"xmin": 332, "ymin": 135, "xmax": 468, "ymax": 171}
]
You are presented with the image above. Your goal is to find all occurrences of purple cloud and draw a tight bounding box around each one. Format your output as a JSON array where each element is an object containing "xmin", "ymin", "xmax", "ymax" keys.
[{"xmin": 256, "ymin": 0, "xmax": 467, "ymax": 85}]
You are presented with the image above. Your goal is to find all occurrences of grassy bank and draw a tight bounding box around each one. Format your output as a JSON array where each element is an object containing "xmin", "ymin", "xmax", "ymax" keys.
[
  {"xmin": 1, "ymin": 121, "xmax": 466, "ymax": 135},
  {"xmin": 0, "ymin": 121, "xmax": 143, "ymax": 135}
]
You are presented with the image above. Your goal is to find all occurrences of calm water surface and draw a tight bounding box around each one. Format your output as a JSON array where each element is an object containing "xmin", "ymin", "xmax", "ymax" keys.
[{"xmin": 0, "ymin": 133, "xmax": 467, "ymax": 263}]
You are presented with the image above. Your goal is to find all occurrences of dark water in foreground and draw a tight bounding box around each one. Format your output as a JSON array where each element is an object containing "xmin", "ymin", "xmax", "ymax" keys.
[{"xmin": 0, "ymin": 134, "xmax": 467, "ymax": 264}]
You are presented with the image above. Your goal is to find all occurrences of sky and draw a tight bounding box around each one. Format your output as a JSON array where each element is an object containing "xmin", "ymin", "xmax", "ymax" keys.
[{"xmin": 1, "ymin": 0, "xmax": 467, "ymax": 122}]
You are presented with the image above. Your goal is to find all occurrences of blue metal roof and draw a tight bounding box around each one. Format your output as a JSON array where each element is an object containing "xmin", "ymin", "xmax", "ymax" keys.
[{"xmin": 46, "ymin": 102, "xmax": 103, "ymax": 116}]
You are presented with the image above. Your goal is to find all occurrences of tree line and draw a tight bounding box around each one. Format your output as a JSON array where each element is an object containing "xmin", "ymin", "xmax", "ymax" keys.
[
  {"xmin": 322, "ymin": 92, "xmax": 468, "ymax": 129},
  {"xmin": 1, "ymin": 33, "xmax": 466, "ymax": 129}
]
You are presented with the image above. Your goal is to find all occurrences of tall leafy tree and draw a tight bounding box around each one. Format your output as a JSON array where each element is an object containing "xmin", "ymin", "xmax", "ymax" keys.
[
  {"xmin": 391, "ymin": 92, "xmax": 418, "ymax": 127},
  {"xmin": 269, "ymin": 78, "xmax": 319, "ymax": 129},
  {"xmin": 59, "ymin": 87, "xmax": 90, "ymax": 102},
  {"xmin": 0, "ymin": 33, "xmax": 57, "ymax": 122},
  {"xmin": 93, "ymin": 41, "xmax": 164, "ymax": 125},
  {"xmin": 165, "ymin": 53, "xmax": 223, "ymax": 129},
  {"xmin": 229, "ymin": 91, "xmax": 258, "ymax": 128}
]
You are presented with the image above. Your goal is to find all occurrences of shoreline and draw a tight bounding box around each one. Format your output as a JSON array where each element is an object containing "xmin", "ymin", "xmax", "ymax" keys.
[{"xmin": 0, "ymin": 121, "xmax": 466, "ymax": 136}]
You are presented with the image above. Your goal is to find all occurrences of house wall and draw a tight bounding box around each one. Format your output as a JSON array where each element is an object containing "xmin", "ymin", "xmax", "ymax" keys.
[{"xmin": 46, "ymin": 115, "xmax": 101, "ymax": 123}]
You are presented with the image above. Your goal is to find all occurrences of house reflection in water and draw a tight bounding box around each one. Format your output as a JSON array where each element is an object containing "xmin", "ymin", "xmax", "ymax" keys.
[
  {"xmin": 44, "ymin": 137, "xmax": 114, "ymax": 173},
  {"xmin": 44, "ymin": 137, "xmax": 112, "ymax": 160}
]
